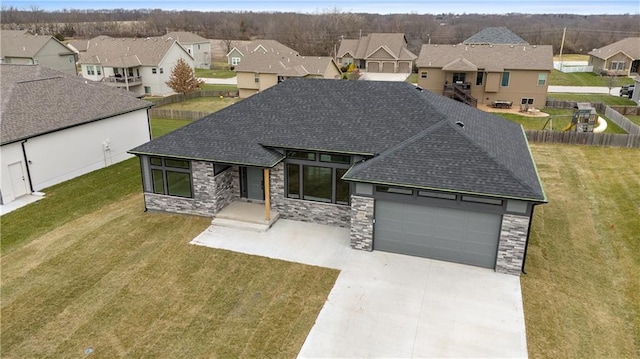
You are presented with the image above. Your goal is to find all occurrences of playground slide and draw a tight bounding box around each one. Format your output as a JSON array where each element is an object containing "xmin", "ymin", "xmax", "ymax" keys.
[
  {"xmin": 593, "ymin": 116, "xmax": 608, "ymax": 133},
  {"xmin": 562, "ymin": 123, "xmax": 574, "ymax": 132}
]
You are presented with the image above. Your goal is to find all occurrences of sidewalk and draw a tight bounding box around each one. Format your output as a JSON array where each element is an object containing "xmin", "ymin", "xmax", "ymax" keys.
[
  {"xmin": 198, "ymin": 77, "xmax": 237, "ymax": 85},
  {"xmin": 548, "ymin": 85, "xmax": 621, "ymax": 95}
]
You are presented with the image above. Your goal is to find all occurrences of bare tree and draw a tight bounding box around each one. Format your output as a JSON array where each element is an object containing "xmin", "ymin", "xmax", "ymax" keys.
[{"xmin": 166, "ymin": 58, "xmax": 203, "ymax": 94}]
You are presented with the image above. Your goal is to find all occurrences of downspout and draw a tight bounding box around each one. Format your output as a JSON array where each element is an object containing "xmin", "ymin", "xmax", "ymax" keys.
[
  {"xmin": 521, "ymin": 204, "xmax": 536, "ymax": 275},
  {"xmin": 20, "ymin": 139, "xmax": 35, "ymax": 193}
]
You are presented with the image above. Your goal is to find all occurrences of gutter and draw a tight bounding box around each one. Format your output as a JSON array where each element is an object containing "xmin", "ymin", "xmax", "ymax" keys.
[
  {"xmin": 20, "ymin": 140, "xmax": 35, "ymax": 193},
  {"xmin": 521, "ymin": 204, "xmax": 537, "ymax": 274}
]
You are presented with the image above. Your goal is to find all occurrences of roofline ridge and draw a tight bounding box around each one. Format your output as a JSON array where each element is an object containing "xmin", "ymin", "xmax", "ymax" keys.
[
  {"xmin": 448, "ymin": 120, "xmax": 543, "ymax": 198},
  {"xmin": 346, "ymin": 119, "xmax": 448, "ymax": 177}
]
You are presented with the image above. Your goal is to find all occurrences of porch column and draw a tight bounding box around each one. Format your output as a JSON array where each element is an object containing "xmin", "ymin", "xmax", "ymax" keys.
[{"xmin": 263, "ymin": 168, "xmax": 271, "ymax": 221}]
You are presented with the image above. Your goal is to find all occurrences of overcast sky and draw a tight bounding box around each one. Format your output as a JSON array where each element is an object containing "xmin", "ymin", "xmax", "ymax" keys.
[{"xmin": 2, "ymin": 0, "xmax": 638, "ymax": 15}]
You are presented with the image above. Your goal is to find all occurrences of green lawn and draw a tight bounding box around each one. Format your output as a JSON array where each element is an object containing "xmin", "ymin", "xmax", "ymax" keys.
[
  {"xmin": 549, "ymin": 70, "xmax": 635, "ymax": 87},
  {"xmin": 405, "ymin": 73, "xmax": 418, "ymax": 84},
  {"xmin": 553, "ymin": 54, "xmax": 589, "ymax": 61},
  {"xmin": 523, "ymin": 144, "xmax": 640, "ymax": 358},
  {"xmin": 547, "ymin": 93, "xmax": 637, "ymax": 106},
  {"xmin": 157, "ymin": 96, "xmax": 241, "ymax": 113},
  {"xmin": 195, "ymin": 66, "xmax": 236, "ymax": 79},
  {"xmin": 150, "ymin": 118, "xmax": 193, "ymax": 138},
  {"xmin": 0, "ymin": 119, "xmax": 338, "ymax": 357}
]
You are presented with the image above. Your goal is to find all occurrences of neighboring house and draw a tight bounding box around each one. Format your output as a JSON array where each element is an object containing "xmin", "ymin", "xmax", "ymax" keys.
[
  {"xmin": 234, "ymin": 52, "xmax": 342, "ymax": 98},
  {"xmin": 129, "ymin": 79, "xmax": 546, "ymax": 275},
  {"xmin": 0, "ymin": 64, "xmax": 153, "ymax": 205},
  {"xmin": 416, "ymin": 43, "xmax": 553, "ymax": 108},
  {"xmin": 226, "ymin": 39, "xmax": 298, "ymax": 67},
  {"xmin": 463, "ymin": 27, "xmax": 529, "ymax": 45},
  {"xmin": 66, "ymin": 38, "xmax": 89, "ymax": 55},
  {"xmin": 588, "ymin": 37, "xmax": 640, "ymax": 76},
  {"xmin": 78, "ymin": 35, "xmax": 195, "ymax": 96},
  {"xmin": 336, "ymin": 33, "xmax": 417, "ymax": 73},
  {"xmin": 162, "ymin": 31, "xmax": 211, "ymax": 69},
  {"xmin": 0, "ymin": 30, "xmax": 77, "ymax": 75}
]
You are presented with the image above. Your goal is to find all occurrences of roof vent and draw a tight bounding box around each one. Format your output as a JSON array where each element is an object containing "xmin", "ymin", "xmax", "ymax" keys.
[
  {"xmin": 455, "ymin": 121, "xmax": 465, "ymax": 128},
  {"xmin": 415, "ymin": 86, "xmax": 423, "ymax": 91}
]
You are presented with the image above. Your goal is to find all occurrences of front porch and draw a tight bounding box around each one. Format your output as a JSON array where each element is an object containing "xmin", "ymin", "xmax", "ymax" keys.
[{"xmin": 212, "ymin": 200, "xmax": 279, "ymax": 232}]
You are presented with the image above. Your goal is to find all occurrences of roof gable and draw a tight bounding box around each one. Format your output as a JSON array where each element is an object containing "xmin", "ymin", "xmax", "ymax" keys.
[
  {"xmin": 338, "ymin": 33, "xmax": 412, "ymax": 60},
  {"xmin": 79, "ymin": 36, "xmax": 192, "ymax": 67},
  {"xmin": 0, "ymin": 30, "xmax": 73, "ymax": 59},
  {"xmin": 588, "ymin": 37, "xmax": 640, "ymax": 60},
  {"xmin": 131, "ymin": 79, "xmax": 545, "ymax": 201},
  {"xmin": 442, "ymin": 57, "xmax": 478, "ymax": 71},
  {"xmin": 0, "ymin": 64, "xmax": 152, "ymax": 145},
  {"xmin": 163, "ymin": 31, "xmax": 208, "ymax": 44},
  {"xmin": 464, "ymin": 27, "xmax": 529, "ymax": 45}
]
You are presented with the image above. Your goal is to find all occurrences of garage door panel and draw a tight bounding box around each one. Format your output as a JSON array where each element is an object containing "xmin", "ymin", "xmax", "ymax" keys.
[{"xmin": 374, "ymin": 200, "xmax": 500, "ymax": 268}]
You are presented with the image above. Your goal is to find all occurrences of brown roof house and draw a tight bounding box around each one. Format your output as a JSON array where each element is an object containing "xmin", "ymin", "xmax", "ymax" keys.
[
  {"xmin": 226, "ymin": 39, "xmax": 298, "ymax": 67},
  {"xmin": 78, "ymin": 35, "xmax": 195, "ymax": 96},
  {"xmin": 235, "ymin": 52, "xmax": 341, "ymax": 98},
  {"xmin": 162, "ymin": 31, "xmax": 211, "ymax": 69},
  {"xmin": 337, "ymin": 33, "xmax": 417, "ymax": 73},
  {"xmin": 417, "ymin": 43, "xmax": 553, "ymax": 109},
  {"xmin": 588, "ymin": 37, "xmax": 640, "ymax": 76},
  {"xmin": 0, "ymin": 30, "xmax": 77, "ymax": 75},
  {"xmin": 0, "ymin": 64, "xmax": 152, "ymax": 205}
]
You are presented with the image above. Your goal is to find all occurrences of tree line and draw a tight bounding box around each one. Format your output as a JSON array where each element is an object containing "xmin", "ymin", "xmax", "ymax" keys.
[{"xmin": 1, "ymin": 7, "xmax": 639, "ymax": 57}]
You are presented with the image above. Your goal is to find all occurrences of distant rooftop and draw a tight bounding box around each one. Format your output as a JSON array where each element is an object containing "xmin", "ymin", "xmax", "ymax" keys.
[{"xmin": 463, "ymin": 27, "xmax": 528, "ymax": 45}]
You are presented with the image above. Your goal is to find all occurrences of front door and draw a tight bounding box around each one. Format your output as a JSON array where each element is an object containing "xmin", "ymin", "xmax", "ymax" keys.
[
  {"xmin": 8, "ymin": 162, "xmax": 29, "ymax": 199},
  {"xmin": 240, "ymin": 167, "xmax": 264, "ymax": 201}
]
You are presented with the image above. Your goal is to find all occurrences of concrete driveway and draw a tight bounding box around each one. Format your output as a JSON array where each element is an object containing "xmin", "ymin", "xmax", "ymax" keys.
[
  {"xmin": 192, "ymin": 219, "xmax": 528, "ymax": 358},
  {"xmin": 359, "ymin": 72, "xmax": 410, "ymax": 82}
]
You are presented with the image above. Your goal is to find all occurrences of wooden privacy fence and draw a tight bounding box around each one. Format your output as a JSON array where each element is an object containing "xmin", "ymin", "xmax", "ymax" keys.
[
  {"xmin": 149, "ymin": 108, "xmax": 212, "ymax": 120},
  {"xmin": 149, "ymin": 90, "xmax": 238, "ymax": 106},
  {"xmin": 525, "ymin": 130, "xmax": 640, "ymax": 148}
]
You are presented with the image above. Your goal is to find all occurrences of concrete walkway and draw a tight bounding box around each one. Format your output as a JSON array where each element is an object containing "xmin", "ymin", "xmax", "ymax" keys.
[
  {"xmin": 548, "ymin": 85, "xmax": 621, "ymax": 95},
  {"xmin": 191, "ymin": 219, "xmax": 528, "ymax": 358},
  {"xmin": 198, "ymin": 77, "xmax": 237, "ymax": 85},
  {"xmin": 0, "ymin": 192, "xmax": 45, "ymax": 216}
]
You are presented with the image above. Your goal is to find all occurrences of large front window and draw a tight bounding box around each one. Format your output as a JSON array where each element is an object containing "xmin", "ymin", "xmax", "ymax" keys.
[
  {"xmin": 285, "ymin": 150, "xmax": 351, "ymax": 205},
  {"xmin": 149, "ymin": 157, "xmax": 192, "ymax": 198}
]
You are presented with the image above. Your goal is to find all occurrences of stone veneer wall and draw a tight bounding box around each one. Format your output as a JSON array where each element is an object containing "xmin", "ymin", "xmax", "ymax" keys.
[
  {"xmin": 145, "ymin": 160, "xmax": 235, "ymax": 217},
  {"xmin": 350, "ymin": 195, "xmax": 374, "ymax": 251},
  {"xmin": 270, "ymin": 163, "xmax": 351, "ymax": 227},
  {"xmin": 231, "ymin": 165, "xmax": 240, "ymax": 199},
  {"xmin": 496, "ymin": 214, "xmax": 530, "ymax": 275}
]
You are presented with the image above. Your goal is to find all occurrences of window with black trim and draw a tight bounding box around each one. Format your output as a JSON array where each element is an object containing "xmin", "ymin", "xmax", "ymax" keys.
[
  {"xmin": 149, "ymin": 157, "xmax": 192, "ymax": 198},
  {"xmin": 461, "ymin": 196, "xmax": 503, "ymax": 206},
  {"xmin": 285, "ymin": 151, "xmax": 351, "ymax": 205},
  {"xmin": 377, "ymin": 186, "xmax": 413, "ymax": 195},
  {"xmin": 418, "ymin": 190, "xmax": 456, "ymax": 200},
  {"xmin": 152, "ymin": 68, "xmax": 157, "ymax": 74},
  {"xmin": 476, "ymin": 70, "xmax": 484, "ymax": 86},
  {"xmin": 501, "ymin": 71, "xmax": 510, "ymax": 87}
]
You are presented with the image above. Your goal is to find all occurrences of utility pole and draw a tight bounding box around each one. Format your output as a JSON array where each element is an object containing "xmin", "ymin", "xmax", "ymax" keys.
[{"xmin": 559, "ymin": 27, "xmax": 567, "ymax": 65}]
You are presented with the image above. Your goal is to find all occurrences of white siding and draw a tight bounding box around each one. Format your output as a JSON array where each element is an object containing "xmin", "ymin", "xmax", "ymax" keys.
[
  {"xmin": 17, "ymin": 109, "xmax": 150, "ymax": 192},
  {"xmin": 0, "ymin": 142, "xmax": 31, "ymax": 204},
  {"xmin": 145, "ymin": 44, "xmax": 195, "ymax": 96}
]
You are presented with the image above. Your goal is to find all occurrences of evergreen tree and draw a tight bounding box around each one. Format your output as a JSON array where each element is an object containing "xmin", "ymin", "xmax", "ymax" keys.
[{"xmin": 165, "ymin": 58, "xmax": 203, "ymax": 94}]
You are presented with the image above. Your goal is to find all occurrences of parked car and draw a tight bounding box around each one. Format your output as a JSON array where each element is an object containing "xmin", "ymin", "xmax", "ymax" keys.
[{"xmin": 619, "ymin": 85, "xmax": 634, "ymax": 98}]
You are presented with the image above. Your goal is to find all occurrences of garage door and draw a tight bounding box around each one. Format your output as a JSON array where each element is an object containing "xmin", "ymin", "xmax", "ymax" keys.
[
  {"xmin": 398, "ymin": 62, "xmax": 410, "ymax": 73},
  {"xmin": 367, "ymin": 62, "xmax": 380, "ymax": 73},
  {"xmin": 382, "ymin": 62, "xmax": 395, "ymax": 73},
  {"xmin": 374, "ymin": 201, "xmax": 501, "ymax": 268}
]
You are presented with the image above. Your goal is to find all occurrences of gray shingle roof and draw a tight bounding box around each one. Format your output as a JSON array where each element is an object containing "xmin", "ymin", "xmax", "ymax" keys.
[
  {"xmin": 235, "ymin": 52, "xmax": 339, "ymax": 77},
  {"xmin": 130, "ymin": 79, "xmax": 545, "ymax": 202},
  {"xmin": 1, "ymin": 64, "xmax": 153, "ymax": 145},
  {"xmin": 78, "ymin": 36, "xmax": 191, "ymax": 67},
  {"xmin": 162, "ymin": 31, "xmax": 209, "ymax": 44},
  {"xmin": 463, "ymin": 27, "xmax": 529, "ymax": 45},
  {"xmin": 337, "ymin": 33, "xmax": 417, "ymax": 61},
  {"xmin": 231, "ymin": 39, "xmax": 299, "ymax": 57},
  {"xmin": 1, "ymin": 30, "xmax": 74, "ymax": 58},
  {"xmin": 588, "ymin": 37, "xmax": 640, "ymax": 60},
  {"xmin": 417, "ymin": 44, "xmax": 553, "ymax": 72}
]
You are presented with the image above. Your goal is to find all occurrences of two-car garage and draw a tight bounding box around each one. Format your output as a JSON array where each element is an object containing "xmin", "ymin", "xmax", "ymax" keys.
[{"xmin": 373, "ymin": 194, "xmax": 504, "ymax": 269}]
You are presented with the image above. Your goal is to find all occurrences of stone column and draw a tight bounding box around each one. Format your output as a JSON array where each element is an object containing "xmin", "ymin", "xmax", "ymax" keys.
[
  {"xmin": 350, "ymin": 195, "xmax": 374, "ymax": 251},
  {"xmin": 496, "ymin": 214, "xmax": 530, "ymax": 275}
]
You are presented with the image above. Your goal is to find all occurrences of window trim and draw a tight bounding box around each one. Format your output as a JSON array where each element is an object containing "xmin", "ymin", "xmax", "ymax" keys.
[
  {"xmin": 537, "ymin": 73, "xmax": 547, "ymax": 86},
  {"xmin": 152, "ymin": 68, "xmax": 157, "ymax": 74},
  {"xmin": 501, "ymin": 71, "xmax": 510, "ymax": 87},
  {"xmin": 284, "ymin": 151, "xmax": 351, "ymax": 205},
  {"xmin": 420, "ymin": 71, "xmax": 428, "ymax": 79},
  {"xmin": 476, "ymin": 70, "xmax": 484, "ymax": 86},
  {"xmin": 231, "ymin": 57, "xmax": 241, "ymax": 66},
  {"xmin": 148, "ymin": 157, "xmax": 193, "ymax": 198}
]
